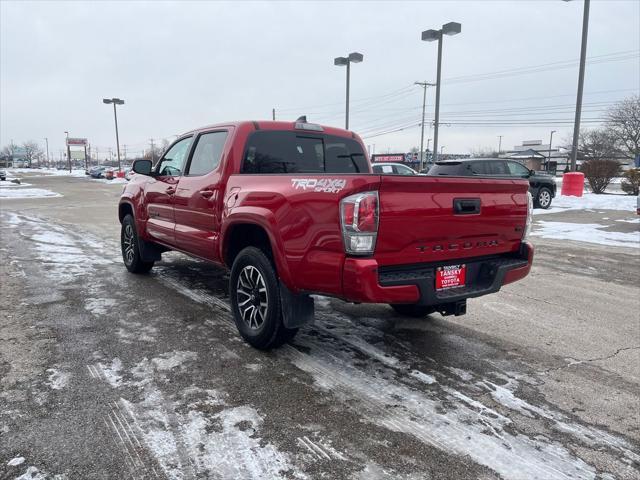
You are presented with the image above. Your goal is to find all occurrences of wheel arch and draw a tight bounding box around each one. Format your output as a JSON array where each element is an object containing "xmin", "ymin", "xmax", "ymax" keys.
[{"xmin": 221, "ymin": 214, "xmax": 294, "ymax": 291}]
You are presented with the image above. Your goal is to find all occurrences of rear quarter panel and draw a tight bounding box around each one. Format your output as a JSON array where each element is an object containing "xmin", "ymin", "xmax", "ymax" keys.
[{"xmin": 222, "ymin": 174, "xmax": 380, "ymax": 296}]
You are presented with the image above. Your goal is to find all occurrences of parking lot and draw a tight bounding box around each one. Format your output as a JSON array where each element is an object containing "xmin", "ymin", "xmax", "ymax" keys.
[{"xmin": 1, "ymin": 173, "xmax": 639, "ymax": 479}]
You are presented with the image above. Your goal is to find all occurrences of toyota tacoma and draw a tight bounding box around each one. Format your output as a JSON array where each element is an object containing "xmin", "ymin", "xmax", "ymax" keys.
[{"xmin": 119, "ymin": 119, "xmax": 534, "ymax": 349}]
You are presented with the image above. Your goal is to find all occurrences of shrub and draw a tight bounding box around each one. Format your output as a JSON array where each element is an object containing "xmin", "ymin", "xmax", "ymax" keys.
[
  {"xmin": 580, "ymin": 159, "xmax": 620, "ymax": 194},
  {"xmin": 621, "ymin": 168, "xmax": 640, "ymax": 195}
]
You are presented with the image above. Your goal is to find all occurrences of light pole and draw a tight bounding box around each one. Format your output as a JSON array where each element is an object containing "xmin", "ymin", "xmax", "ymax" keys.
[
  {"xmin": 44, "ymin": 138, "xmax": 49, "ymax": 167},
  {"xmin": 64, "ymin": 131, "xmax": 71, "ymax": 172},
  {"xmin": 334, "ymin": 52, "xmax": 363, "ymax": 130},
  {"xmin": 564, "ymin": 0, "xmax": 590, "ymax": 171},
  {"xmin": 103, "ymin": 97, "xmax": 125, "ymax": 173},
  {"xmin": 548, "ymin": 130, "xmax": 556, "ymax": 171},
  {"xmin": 415, "ymin": 81, "xmax": 436, "ymax": 171},
  {"xmin": 498, "ymin": 135, "xmax": 503, "ymax": 156},
  {"xmin": 422, "ymin": 22, "xmax": 461, "ymax": 163}
]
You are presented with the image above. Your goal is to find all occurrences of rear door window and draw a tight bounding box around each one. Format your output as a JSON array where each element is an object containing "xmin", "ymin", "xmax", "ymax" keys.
[
  {"xmin": 186, "ymin": 131, "xmax": 228, "ymax": 176},
  {"xmin": 487, "ymin": 160, "xmax": 509, "ymax": 175},
  {"xmin": 241, "ymin": 131, "xmax": 368, "ymax": 174}
]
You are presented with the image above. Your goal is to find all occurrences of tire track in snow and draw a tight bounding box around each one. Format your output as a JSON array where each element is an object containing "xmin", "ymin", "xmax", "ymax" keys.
[{"xmin": 153, "ymin": 267, "xmax": 640, "ymax": 479}]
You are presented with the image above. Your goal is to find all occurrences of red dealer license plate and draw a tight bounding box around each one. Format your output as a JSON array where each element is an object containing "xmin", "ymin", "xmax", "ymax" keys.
[{"xmin": 436, "ymin": 264, "xmax": 466, "ymax": 290}]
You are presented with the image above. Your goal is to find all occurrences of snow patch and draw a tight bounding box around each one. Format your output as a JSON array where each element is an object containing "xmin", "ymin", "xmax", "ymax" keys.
[
  {"xmin": 532, "ymin": 221, "xmax": 639, "ymax": 248},
  {"xmin": 151, "ymin": 351, "xmax": 198, "ymax": 371},
  {"xmin": 7, "ymin": 456, "xmax": 25, "ymax": 466},
  {"xmin": 534, "ymin": 192, "xmax": 637, "ymax": 214},
  {"xmin": 46, "ymin": 368, "xmax": 70, "ymax": 390},
  {"xmin": 0, "ymin": 187, "xmax": 61, "ymax": 198},
  {"xmin": 98, "ymin": 358, "xmax": 124, "ymax": 388},
  {"xmin": 85, "ymin": 297, "xmax": 118, "ymax": 316}
]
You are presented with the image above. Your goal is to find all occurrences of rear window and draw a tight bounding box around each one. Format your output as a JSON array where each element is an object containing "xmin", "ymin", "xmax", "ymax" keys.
[
  {"xmin": 241, "ymin": 131, "xmax": 368, "ymax": 174},
  {"xmin": 426, "ymin": 162, "xmax": 466, "ymax": 176}
]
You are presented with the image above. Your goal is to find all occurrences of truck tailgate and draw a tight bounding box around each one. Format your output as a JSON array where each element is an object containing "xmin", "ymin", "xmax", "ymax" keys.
[{"xmin": 375, "ymin": 176, "xmax": 529, "ymax": 266}]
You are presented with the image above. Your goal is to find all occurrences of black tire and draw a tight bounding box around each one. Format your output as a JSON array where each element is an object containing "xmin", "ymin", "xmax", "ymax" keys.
[
  {"xmin": 535, "ymin": 187, "xmax": 553, "ymax": 209},
  {"xmin": 390, "ymin": 304, "xmax": 435, "ymax": 318},
  {"xmin": 121, "ymin": 214, "xmax": 154, "ymax": 274},
  {"xmin": 229, "ymin": 247, "xmax": 298, "ymax": 349}
]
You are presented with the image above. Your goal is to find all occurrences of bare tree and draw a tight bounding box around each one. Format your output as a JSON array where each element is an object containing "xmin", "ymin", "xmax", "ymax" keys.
[
  {"xmin": 470, "ymin": 147, "xmax": 499, "ymax": 158},
  {"xmin": 577, "ymin": 128, "xmax": 619, "ymax": 162},
  {"xmin": 606, "ymin": 94, "xmax": 640, "ymax": 160},
  {"xmin": 22, "ymin": 141, "xmax": 44, "ymax": 167}
]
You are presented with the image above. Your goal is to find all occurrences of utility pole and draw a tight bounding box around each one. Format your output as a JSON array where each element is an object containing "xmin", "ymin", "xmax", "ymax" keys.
[
  {"xmin": 567, "ymin": 0, "xmax": 590, "ymax": 172},
  {"xmin": 44, "ymin": 138, "xmax": 50, "ymax": 167},
  {"xmin": 415, "ymin": 81, "xmax": 436, "ymax": 171},
  {"xmin": 149, "ymin": 139, "xmax": 155, "ymax": 163},
  {"xmin": 498, "ymin": 135, "xmax": 503, "ymax": 155},
  {"xmin": 64, "ymin": 131, "xmax": 71, "ymax": 172},
  {"xmin": 547, "ymin": 130, "xmax": 556, "ymax": 171},
  {"xmin": 272, "ymin": 108, "xmax": 276, "ymax": 121}
]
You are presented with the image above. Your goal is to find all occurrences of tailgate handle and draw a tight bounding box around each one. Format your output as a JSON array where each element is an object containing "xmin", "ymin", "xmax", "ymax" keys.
[{"xmin": 453, "ymin": 198, "xmax": 481, "ymax": 215}]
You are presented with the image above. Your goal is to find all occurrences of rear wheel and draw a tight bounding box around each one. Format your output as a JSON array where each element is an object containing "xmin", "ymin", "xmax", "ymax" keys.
[
  {"xmin": 230, "ymin": 247, "xmax": 297, "ymax": 349},
  {"xmin": 121, "ymin": 214, "xmax": 154, "ymax": 274},
  {"xmin": 390, "ymin": 304, "xmax": 435, "ymax": 318},
  {"xmin": 536, "ymin": 187, "xmax": 553, "ymax": 209}
]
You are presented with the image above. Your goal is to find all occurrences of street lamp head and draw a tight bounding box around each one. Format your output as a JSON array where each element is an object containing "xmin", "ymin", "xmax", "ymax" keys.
[
  {"xmin": 421, "ymin": 29, "xmax": 440, "ymax": 42},
  {"xmin": 113, "ymin": 98, "xmax": 125, "ymax": 105},
  {"xmin": 334, "ymin": 56, "xmax": 349, "ymax": 66},
  {"xmin": 103, "ymin": 98, "xmax": 112, "ymax": 104},
  {"xmin": 348, "ymin": 52, "xmax": 363, "ymax": 63},
  {"xmin": 442, "ymin": 22, "xmax": 461, "ymax": 36}
]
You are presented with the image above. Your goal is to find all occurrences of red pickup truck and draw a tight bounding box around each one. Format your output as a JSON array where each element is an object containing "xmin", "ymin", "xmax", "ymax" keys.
[{"xmin": 119, "ymin": 119, "xmax": 534, "ymax": 349}]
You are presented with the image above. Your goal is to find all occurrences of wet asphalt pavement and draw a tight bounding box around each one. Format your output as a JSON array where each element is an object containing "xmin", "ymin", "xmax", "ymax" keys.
[{"xmin": 1, "ymin": 174, "xmax": 639, "ymax": 480}]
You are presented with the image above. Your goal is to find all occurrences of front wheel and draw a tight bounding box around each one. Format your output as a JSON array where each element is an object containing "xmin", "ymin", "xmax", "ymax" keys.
[
  {"xmin": 390, "ymin": 304, "xmax": 435, "ymax": 318},
  {"xmin": 229, "ymin": 247, "xmax": 297, "ymax": 349},
  {"xmin": 121, "ymin": 214, "xmax": 154, "ymax": 274},
  {"xmin": 536, "ymin": 187, "xmax": 553, "ymax": 209}
]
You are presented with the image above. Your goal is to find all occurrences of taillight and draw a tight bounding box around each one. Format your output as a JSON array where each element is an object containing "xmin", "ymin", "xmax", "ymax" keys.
[
  {"xmin": 340, "ymin": 191, "xmax": 379, "ymax": 255},
  {"xmin": 523, "ymin": 191, "xmax": 533, "ymax": 241}
]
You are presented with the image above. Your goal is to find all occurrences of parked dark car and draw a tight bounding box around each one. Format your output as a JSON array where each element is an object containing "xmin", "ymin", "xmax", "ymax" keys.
[
  {"xmin": 0, "ymin": 170, "xmax": 6, "ymax": 181},
  {"xmin": 426, "ymin": 158, "xmax": 556, "ymax": 209}
]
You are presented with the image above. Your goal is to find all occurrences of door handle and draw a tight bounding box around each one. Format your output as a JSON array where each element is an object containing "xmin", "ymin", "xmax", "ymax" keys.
[
  {"xmin": 199, "ymin": 190, "xmax": 214, "ymax": 199},
  {"xmin": 165, "ymin": 186, "xmax": 176, "ymax": 195}
]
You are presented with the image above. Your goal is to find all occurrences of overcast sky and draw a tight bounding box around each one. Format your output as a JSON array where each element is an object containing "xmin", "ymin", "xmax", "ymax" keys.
[{"xmin": 1, "ymin": 0, "xmax": 639, "ymax": 160}]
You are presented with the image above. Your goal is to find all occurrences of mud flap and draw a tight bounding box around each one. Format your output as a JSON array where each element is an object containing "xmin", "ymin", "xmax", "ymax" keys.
[
  {"xmin": 280, "ymin": 283, "xmax": 315, "ymax": 329},
  {"xmin": 138, "ymin": 238, "xmax": 163, "ymax": 262}
]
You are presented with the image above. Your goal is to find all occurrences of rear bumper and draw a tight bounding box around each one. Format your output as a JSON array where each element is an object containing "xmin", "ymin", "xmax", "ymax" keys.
[{"xmin": 342, "ymin": 242, "xmax": 534, "ymax": 305}]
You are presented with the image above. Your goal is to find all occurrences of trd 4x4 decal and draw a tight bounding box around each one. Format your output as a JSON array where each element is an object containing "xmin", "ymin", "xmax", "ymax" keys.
[{"xmin": 291, "ymin": 178, "xmax": 346, "ymax": 193}]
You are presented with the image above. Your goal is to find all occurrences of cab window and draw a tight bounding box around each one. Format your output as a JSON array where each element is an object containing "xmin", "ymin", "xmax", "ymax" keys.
[{"xmin": 157, "ymin": 137, "xmax": 193, "ymax": 176}]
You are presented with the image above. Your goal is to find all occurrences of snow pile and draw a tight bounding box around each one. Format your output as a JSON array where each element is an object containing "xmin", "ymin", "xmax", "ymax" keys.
[
  {"xmin": 6, "ymin": 167, "xmax": 87, "ymax": 177},
  {"xmin": 532, "ymin": 221, "xmax": 639, "ymax": 248},
  {"xmin": 0, "ymin": 187, "xmax": 62, "ymax": 198},
  {"xmin": 536, "ymin": 192, "xmax": 637, "ymax": 214}
]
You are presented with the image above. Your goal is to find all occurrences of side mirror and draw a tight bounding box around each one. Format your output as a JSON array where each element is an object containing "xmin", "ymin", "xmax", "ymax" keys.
[
  {"xmin": 132, "ymin": 159, "xmax": 153, "ymax": 176},
  {"xmin": 528, "ymin": 169, "xmax": 535, "ymax": 177}
]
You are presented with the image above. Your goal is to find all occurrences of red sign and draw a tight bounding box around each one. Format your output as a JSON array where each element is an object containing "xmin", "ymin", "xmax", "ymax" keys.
[
  {"xmin": 436, "ymin": 264, "xmax": 466, "ymax": 290},
  {"xmin": 67, "ymin": 138, "xmax": 87, "ymax": 146},
  {"xmin": 372, "ymin": 154, "xmax": 404, "ymax": 163}
]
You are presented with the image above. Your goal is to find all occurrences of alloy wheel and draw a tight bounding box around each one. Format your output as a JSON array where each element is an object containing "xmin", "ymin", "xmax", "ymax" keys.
[
  {"xmin": 123, "ymin": 224, "xmax": 135, "ymax": 265},
  {"xmin": 237, "ymin": 265, "xmax": 268, "ymax": 330}
]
